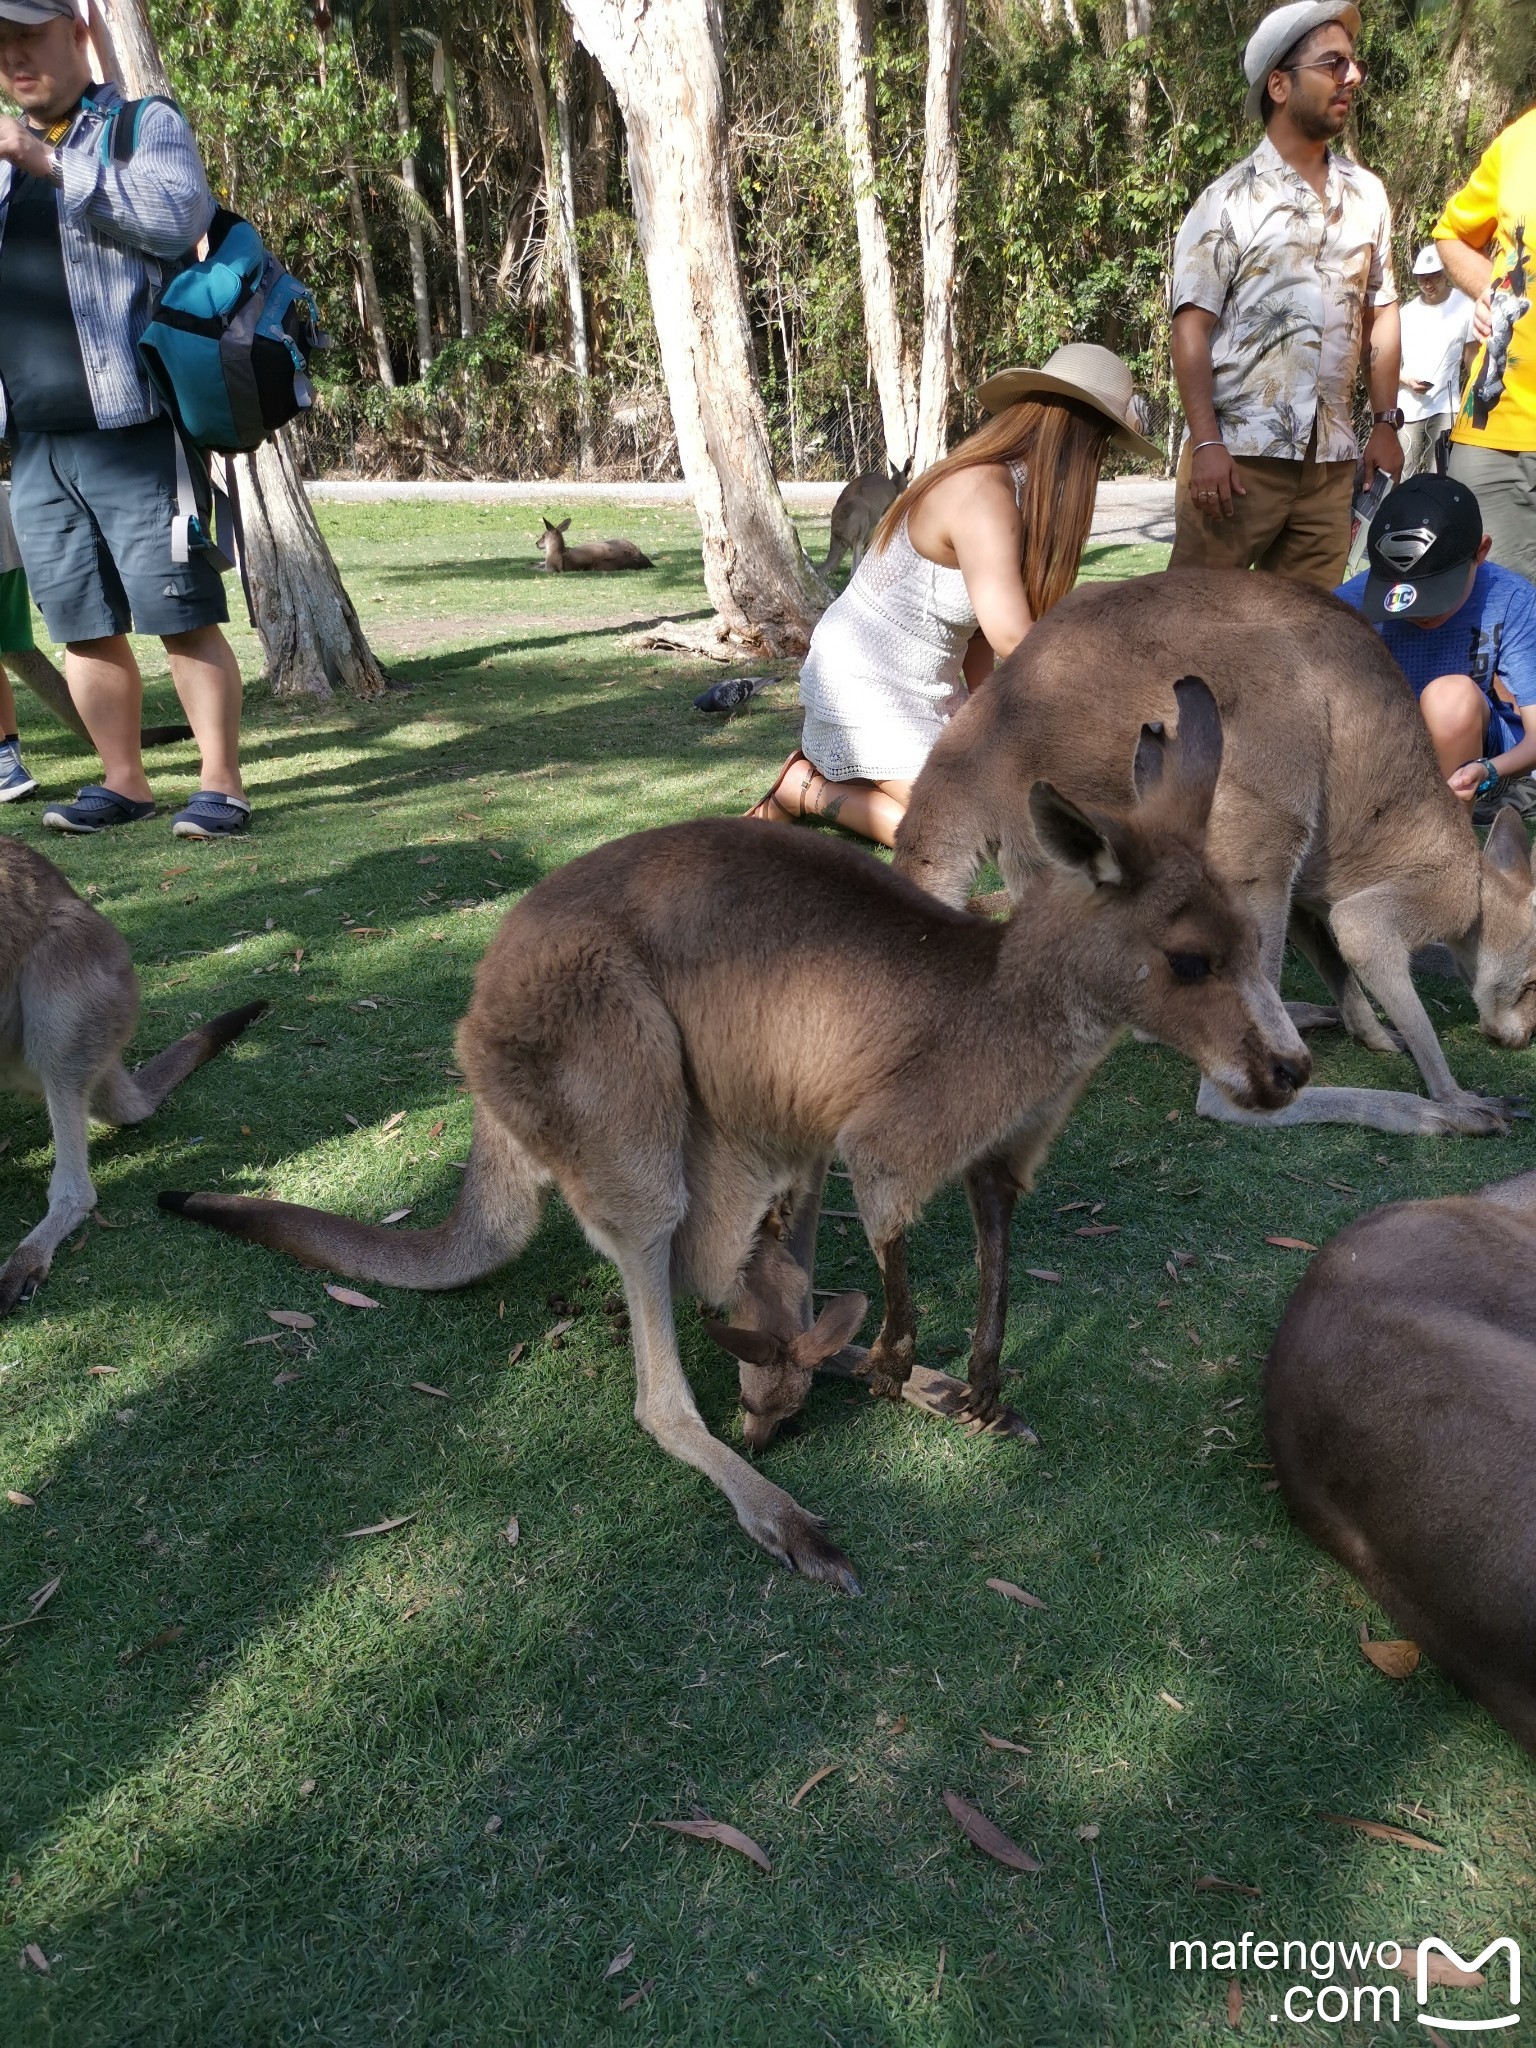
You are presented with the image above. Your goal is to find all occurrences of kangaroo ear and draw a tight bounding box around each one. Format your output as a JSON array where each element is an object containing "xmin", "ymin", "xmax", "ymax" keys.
[
  {"xmin": 1484, "ymin": 802, "xmax": 1530, "ymax": 877},
  {"xmin": 541, "ymin": 517, "xmax": 555, "ymax": 531},
  {"xmin": 1030, "ymin": 782, "xmax": 1133, "ymax": 888},
  {"xmin": 558, "ymin": 518, "xmax": 572, "ymax": 534},
  {"xmin": 1166, "ymin": 675, "xmax": 1224, "ymax": 828},
  {"xmin": 1132, "ymin": 718, "xmax": 1166, "ymax": 799},
  {"xmin": 790, "ymin": 1291, "xmax": 868, "ymax": 1366},
  {"xmin": 704, "ymin": 1319, "xmax": 782, "ymax": 1369}
]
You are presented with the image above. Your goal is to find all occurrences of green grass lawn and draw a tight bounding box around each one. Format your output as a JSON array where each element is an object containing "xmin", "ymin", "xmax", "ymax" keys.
[{"xmin": 1, "ymin": 505, "xmax": 1531, "ymax": 2046}]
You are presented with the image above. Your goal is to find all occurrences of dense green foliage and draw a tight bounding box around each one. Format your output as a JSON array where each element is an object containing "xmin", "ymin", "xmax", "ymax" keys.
[
  {"xmin": 136, "ymin": 0, "xmax": 1535, "ymax": 477},
  {"xmin": 2, "ymin": 511, "xmax": 1533, "ymax": 2041}
]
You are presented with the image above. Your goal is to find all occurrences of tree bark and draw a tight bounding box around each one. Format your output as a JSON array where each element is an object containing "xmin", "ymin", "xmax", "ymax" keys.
[
  {"xmin": 562, "ymin": 0, "xmax": 826, "ymax": 654},
  {"xmin": 96, "ymin": 0, "xmax": 386, "ymax": 701},
  {"xmin": 437, "ymin": 26, "xmax": 474, "ymax": 339},
  {"xmin": 344, "ymin": 148, "xmax": 397, "ymax": 387},
  {"xmin": 914, "ymin": 0, "xmax": 963, "ymax": 473},
  {"xmin": 834, "ymin": 0, "xmax": 917, "ymax": 470},
  {"xmin": 1123, "ymin": 0, "xmax": 1151, "ymax": 148},
  {"xmin": 9, "ymin": 646, "xmax": 91, "ymax": 743},
  {"xmin": 388, "ymin": 0, "xmax": 434, "ymax": 374},
  {"xmin": 553, "ymin": 15, "xmax": 593, "ymax": 471}
]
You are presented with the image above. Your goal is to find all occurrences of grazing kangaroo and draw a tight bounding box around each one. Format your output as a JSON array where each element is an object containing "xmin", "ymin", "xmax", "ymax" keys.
[
  {"xmin": 821, "ymin": 461, "xmax": 912, "ymax": 576},
  {"xmin": 897, "ymin": 568, "xmax": 1536, "ymax": 1136},
  {"xmin": 0, "ymin": 839, "xmax": 266, "ymax": 1314},
  {"xmin": 160, "ymin": 679, "xmax": 1306, "ymax": 1589},
  {"xmin": 1265, "ymin": 1171, "xmax": 1536, "ymax": 1757},
  {"xmin": 535, "ymin": 517, "xmax": 654, "ymax": 573}
]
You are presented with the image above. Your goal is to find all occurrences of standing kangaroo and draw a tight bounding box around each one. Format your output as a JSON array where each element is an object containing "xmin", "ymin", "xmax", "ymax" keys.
[
  {"xmin": 1265, "ymin": 1171, "xmax": 1536, "ymax": 1757},
  {"xmin": 0, "ymin": 839, "xmax": 266, "ymax": 1313},
  {"xmin": 161, "ymin": 680, "xmax": 1306, "ymax": 1589},
  {"xmin": 535, "ymin": 517, "xmax": 653, "ymax": 573},
  {"xmin": 821, "ymin": 461, "xmax": 911, "ymax": 576},
  {"xmin": 896, "ymin": 568, "xmax": 1536, "ymax": 1136}
]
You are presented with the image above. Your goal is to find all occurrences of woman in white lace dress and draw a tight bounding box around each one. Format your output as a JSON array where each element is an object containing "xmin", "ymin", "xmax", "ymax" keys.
[{"xmin": 750, "ymin": 345, "xmax": 1159, "ymax": 846}]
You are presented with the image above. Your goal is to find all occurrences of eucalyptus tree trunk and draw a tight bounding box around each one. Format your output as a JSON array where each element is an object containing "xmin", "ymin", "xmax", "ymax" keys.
[
  {"xmin": 437, "ymin": 26, "xmax": 474, "ymax": 339},
  {"xmin": 514, "ymin": 1, "xmax": 592, "ymax": 469},
  {"xmin": 914, "ymin": 0, "xmax": 963, "ymax": 473},
  {"xmin": 562, "ymin": 0, "xmax": 826, "ymax": 654},
  {"xmin": 387, "ymin": 0, "xmax": 433, "ymax": 374},
  {"xmin": 1124, "ymin": 0, "xmax": 1152, "ymax": 148},
  {"xmin": 96, "ymin": 0, "xmax": 387, "ymax": 701},
  {"xmin": 835, "ymin": 0, "xmax": 917, "ymax": 472},
  {"xmin": 344, "ymin": 148, "xmax": 397, "ymax": 387}
]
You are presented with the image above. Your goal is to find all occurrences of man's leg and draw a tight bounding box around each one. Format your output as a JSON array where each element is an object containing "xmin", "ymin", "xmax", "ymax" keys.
[
  {"xmin": 1168, "ymin": 441, "xmax": 1298, "ymax": 572},
  {"xmin": 163, "ymin": 625, "xmax": 245, "ymax": 800},
  {"xmin": 1255, "ymin": 454, "xmax": 1355, "ymax": 590},
  {"xmin": 1447, "ymin": 443, "xmax": 1536, "ymax": 580},
  {"xmin": 65, "ymin": 635, "xmax": 151, "ymax": 801}
]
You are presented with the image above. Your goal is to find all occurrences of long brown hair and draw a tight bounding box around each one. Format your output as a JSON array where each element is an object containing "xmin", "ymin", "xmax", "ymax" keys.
[{"xmin": 872, "ymin": 397, "xmax": 1114, "ymax": 622}]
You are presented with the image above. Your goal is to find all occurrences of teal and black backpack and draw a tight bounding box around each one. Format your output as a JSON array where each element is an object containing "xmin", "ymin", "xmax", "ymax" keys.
[{"xmin": 102, "ymin": 96, "xmax": 328, "ymax": 454}]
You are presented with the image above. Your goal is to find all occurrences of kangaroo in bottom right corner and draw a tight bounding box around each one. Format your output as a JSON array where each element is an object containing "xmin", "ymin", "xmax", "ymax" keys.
[{"xmin": 1265, "ymin": 1172, "xmax": 1536, "ymax": 1758}]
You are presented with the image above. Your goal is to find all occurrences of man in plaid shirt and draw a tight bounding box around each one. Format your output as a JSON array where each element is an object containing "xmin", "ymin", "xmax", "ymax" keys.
[{"xmin": 0, "ymin": 0, "xmax": 250, "ymax": 838}]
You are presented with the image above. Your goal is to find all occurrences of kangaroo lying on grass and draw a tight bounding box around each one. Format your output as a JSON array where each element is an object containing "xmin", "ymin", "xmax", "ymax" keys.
[
  {"xmin": 535, "ymin": 517, "xmax": 654, "ymax": 573},
  {"xmin": 896, "ymin": 569, "xmax": 1536, "ymax": 1136},
  {"xmin": 821, "ymin": 462, "xmax": 911, "ymax": 576},
  {"xmin": 0, "ymin": 839, "xmax": 266, "ymax": 1314},
  {"xmin": 1265, "ymin": 1171, "xmax": 1536, "ymax": 1757},
  {"xmin": 160, "ymin": 680, "xmax": 1307, "ymax": 1588}
]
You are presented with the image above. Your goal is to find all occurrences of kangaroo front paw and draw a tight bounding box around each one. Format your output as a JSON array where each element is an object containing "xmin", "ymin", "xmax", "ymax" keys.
[
  {"xmin": 858, "ymin": 1335, "xmax": 916, "ymax": 1400},
  {"xmin": 0, "ymin": 1246, "xmax": 49, "ymax": 1317}
]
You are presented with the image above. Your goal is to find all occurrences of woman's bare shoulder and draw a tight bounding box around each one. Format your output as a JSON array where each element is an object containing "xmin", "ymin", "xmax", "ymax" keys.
[{"xmin": 908, "ymin": 461, "xmax": 1022, "ymax": 561}]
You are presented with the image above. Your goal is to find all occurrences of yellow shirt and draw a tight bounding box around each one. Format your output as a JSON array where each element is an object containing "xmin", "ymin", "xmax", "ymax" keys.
[{"xmin": 1434, "ymin": 107, "xmax": 1536, "ymax": 452}]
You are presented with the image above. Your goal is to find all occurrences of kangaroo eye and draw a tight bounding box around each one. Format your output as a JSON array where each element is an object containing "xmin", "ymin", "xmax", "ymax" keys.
[{"xmin": 1166, "ymin": 952, "xmax": 1211, "ymax": 985}]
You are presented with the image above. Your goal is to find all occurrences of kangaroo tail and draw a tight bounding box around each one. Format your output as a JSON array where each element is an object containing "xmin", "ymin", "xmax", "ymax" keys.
[
  {"xmin": 98, "ymin": 1000, "xmax": 269, "ymax": 1126},
  {"xmin": 158, "ymin": 1107, "xmax": 547, "ymax": 1291}
]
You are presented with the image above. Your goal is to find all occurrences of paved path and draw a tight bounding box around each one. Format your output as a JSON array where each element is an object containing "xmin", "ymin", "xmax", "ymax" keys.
[{"xmin": 308, "ymin": 474, "xmax": 1177, "ymax": 546}]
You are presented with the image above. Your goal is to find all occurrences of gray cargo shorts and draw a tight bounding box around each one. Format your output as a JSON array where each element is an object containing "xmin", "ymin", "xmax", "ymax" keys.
[{"xmin": 8, "ymin": 415, "xmax": 228, "ymax": 644}]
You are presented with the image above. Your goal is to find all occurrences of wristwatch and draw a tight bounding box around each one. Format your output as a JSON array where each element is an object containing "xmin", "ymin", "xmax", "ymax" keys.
[{"xmin": 1372, "ymin": 408, "xmax": 1406, "ymax": 430}]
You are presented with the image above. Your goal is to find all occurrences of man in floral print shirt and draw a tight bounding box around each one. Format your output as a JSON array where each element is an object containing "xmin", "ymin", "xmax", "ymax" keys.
[{"xmin": 1167, "ymin": 0, "xmax": 1403, "ymax": 588}]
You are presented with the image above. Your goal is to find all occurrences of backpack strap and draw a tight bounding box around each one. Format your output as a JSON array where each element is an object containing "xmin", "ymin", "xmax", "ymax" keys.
[{"xmin": 104, "ymin": 95, "xmax": 182, "ymax": 165}]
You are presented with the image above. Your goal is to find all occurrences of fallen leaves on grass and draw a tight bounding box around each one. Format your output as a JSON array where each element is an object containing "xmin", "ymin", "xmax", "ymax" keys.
[
  {"xmin": 979, "ymin": 1730, "xmax": 1032, "ymax": 1755},
  {"xmin": 6, "ymin": 1491, "xmax": 35, "ymax": 1508},
  {"xmin": 506, "ymin": 1342, "xmax": 526, "ymax": 1367},
  {"xmin": 987, "ymin": 1578, "xmax": 1046, "ymax": 1610},
  {"xmin": 1, "ymin": 1576, "xmax": 61, "ymax": 1635},
  {"xmin": 1395, "ymin": 1946, "xmax": 1485, "ymax": 1988},
  {"xmin": 1359, "ymin": 1624, "xmax": 1420, "ymax": 1678},
  {"xmin": 1264, "ymin": 1235, "xmax": 1318, "ymax": 1253},
  {"xmin": 618, "ymin": 1981, "xmax": 654, "ymax": 2012},
  {"xmin": 1024, "ymin": 1269, "xmax": 1061, "ymax": 1284},
  {"xmin": 1322, "ymin": 1813, "xmax": 1443, "ymax": 1852},
  {"xmin": 1195, "ymin": 1875, "xmax": 1262, "ymax": 1897},
  {"xmin": 381, "ymin": 1208, "xmax": 412, "ymax": 1225},
  {"xmin": 1227, "ymin": 1977, "xmax": 1243, "ymax": 2027},
  {"xmin": 266, "ymin": 1309, "xmax": 315, "ymax": 1330},
  {"xmin": 656, "ymin": 1818, "xmax": 771, "ymax": 1873},
  {"xmin": 604, "ymin": 1943, "xmax": 635, "ymax": 1980},
  {"xmin": 274, "ymin": 1371, "xmax": 301, "ymax": 1387},
  {"xmin": 544, "ymin": 1317, "xmax": 576, "ymax": 1344},
  {"xmin": 942, "ymin": 1790, "xmax": 1042, "ymax": 1872},
  {"xmin": 502, "ymin": 1517, "xmax": 520, "ymax": 1547},
  {"xmin": 299, "ymin": 1778, "xmax": 316, "ymax": 1797},
  {"xmin": 379, "ymin": 1111, "xmax": 407, "ymax": 1136},
  {"xmin": 342, "ymin": 1512, "xmax": 419, "ymax": 1540},
  {"xmin": 86, "ymin": 1365, "xmax": 118, "ymax": 1376},
  {"xmin": 23, "ymin": 1943, "xmax": 48, "ymax": 1974},
  {"xmin": 118, "ymin": 1624, "xmax": 185, "ymax": 1664},
  {"xmin": 1074, "ymin": 1223, "xmax": 1120, "ymax": 1237},
  {"xmin": 789, "ymin": 1764, "xmax": 839, "ymax": 1808},
  {"xmin": 411, "ymin": 1382, "xmax": 449, "ymax": 1400},
  {"xmin": 1158, "ymin": 1690, "xmax": 1185, "ymax": 1711},
  {"xmin": 428, "ymin": 1119, "xmax": 445, "ymax": 1139},
  {"xmin": 327, "ymin": 1285, "xmax": 381, "ymax": 1310}
]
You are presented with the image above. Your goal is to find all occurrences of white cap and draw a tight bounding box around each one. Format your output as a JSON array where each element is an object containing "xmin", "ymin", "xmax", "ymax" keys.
[
  {"xmin": 1242, "ymin": 0, "xmax": 1361, "ymax": 121},
  {"xmin": 1412, "ymin": 244, "xmax": 1445, "ymax": 276}
]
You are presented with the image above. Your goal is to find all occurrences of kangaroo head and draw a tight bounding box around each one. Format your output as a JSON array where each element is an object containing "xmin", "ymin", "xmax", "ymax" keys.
[
  {"xmin": 535, "ymin": 517, "xmax": 572, "ymax": 562},
  {"xmin": 707, "ymin": 1291, "xmax": 868, "ymax": 1453},
  {"xmin": 1029, "ymin": 675, "xmax": 1310, "ymax": 1113},
  {"xmin": 1461, "ymin": 804, "xmax": 1536, "ymax": 1048}
]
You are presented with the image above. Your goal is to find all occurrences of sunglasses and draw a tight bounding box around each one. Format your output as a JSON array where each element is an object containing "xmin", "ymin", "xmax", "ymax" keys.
[{"xmin": 1285, "ymin": 54, "xmax": 1368, "ymax": 86}]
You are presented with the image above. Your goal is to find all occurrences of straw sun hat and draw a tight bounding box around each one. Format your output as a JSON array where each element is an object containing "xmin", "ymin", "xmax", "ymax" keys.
[{"xmin": 973, "ymin": 344, "xmax": 1161, "ymax": 464}]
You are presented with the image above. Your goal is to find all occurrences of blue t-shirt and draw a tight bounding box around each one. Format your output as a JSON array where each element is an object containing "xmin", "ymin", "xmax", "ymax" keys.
[{"xmin": 1336, "ymin": 560, "xmax": 1536, "ymax": 713}]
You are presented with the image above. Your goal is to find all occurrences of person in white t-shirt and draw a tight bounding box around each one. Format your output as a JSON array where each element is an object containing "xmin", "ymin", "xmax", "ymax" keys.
[{"xmin": 1397, "ymin": 245, "xmax": 1475, "ymax": 475}]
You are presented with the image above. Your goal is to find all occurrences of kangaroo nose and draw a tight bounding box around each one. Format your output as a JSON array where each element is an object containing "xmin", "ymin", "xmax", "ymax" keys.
[{"xmin": 1272, "ymin": 1052, "xmax": 1310, "ymax": 1098}]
